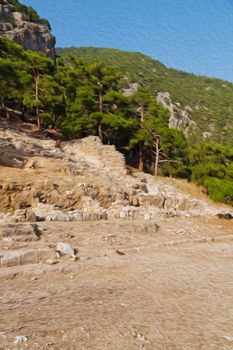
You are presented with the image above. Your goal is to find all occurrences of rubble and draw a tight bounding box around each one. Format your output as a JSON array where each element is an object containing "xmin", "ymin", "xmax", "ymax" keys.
[{"xmin": 0, "ymin": 124, "xmax": 232, "ymax": 224}]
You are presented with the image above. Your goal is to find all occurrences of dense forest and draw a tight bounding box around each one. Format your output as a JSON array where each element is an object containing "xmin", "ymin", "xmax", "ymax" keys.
[
  {"xmin": 58, "ymin": 47, "xmax": 233, "ymax": 147},
  {"xmin": 0, "ymin": 37, "xmax": 233, "ymax": 205}
]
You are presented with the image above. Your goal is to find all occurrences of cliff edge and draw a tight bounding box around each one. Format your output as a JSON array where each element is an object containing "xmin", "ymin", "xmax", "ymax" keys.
[{"xmin": 0, "ymin": 0, "xmax": 55, "ymax": 57}]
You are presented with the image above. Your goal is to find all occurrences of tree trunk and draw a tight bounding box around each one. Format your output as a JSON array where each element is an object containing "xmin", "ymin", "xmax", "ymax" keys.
[
  {"xmin": 99, "ymin": 91, "xmax": 103, "ymax": 113},
  {"xmin": 138, "ymin": 104, "xmax": 145, "ymax": 172},
  {"xmin": 6, "ymin": 108, "xmax": 10, "ymax": 120},
  {"xmin": 55, "ymin": 138, "xmax": 61, "ymax": 148},
  {"xmin": 154, "ymin": 138, "xmax": 159, "ymax": 176},
  {"xmin": 98, "ymin": 91, "xmax": 103, "ymax": 142},
  {"xmin": 139, "ymin": 141, "xmax": 144, "ymax": 172},
  {"xmin": 52, "ymin": 115, "xmax": 58, "ymax": 129},
  {"xmin": 1, "ymin": 96, "xmax": 10, "ymax": 120},
  {"xmin": 0, "ymin": 96, "xmax": 3, "ymax": 115},
  {"xmin": 98, "ymin": 123, "xmax": 103, "ymax": 143},
  {"xmin": 35, "ymin": 75, "xmax": 40, "ymax": 129},
  {"xmin": 140, "ymin": 105, "xmax": 144, "ymax": 122}
]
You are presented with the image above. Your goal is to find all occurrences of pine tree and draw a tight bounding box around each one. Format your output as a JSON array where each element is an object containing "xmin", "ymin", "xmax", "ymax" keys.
[
  {"xmin": 24, "ymin": 51, "xmax": 54, "ymax": 129},
  {"xmin": 88, "ymin": 63, "xmax": 119, "ymax": 141}
]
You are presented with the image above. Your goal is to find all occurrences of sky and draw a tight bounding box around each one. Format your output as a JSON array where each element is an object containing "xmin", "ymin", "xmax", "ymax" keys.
[{"xmin": 21, "ymin": 0, "xmax": 233, "ymax": 82}]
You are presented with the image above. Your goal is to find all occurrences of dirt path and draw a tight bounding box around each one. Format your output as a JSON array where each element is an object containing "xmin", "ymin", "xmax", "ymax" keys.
[{"xmin": 0, "ymin": 218, "xmax": 233, "ymax": 349}]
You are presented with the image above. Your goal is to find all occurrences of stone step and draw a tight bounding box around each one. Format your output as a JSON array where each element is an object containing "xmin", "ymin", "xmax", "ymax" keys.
[{"xmin": 0, "ymin": 248, "xmax": 56, "ymax": 268}]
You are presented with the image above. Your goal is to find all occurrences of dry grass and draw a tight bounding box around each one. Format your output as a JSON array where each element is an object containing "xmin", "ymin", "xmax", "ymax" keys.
[{"xmin": 159, "ymin": 176, "xmax": 209, "ymax": 199}]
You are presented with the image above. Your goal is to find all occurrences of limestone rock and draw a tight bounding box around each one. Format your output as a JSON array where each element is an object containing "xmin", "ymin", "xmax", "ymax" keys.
[
  {"xmin": 62, "ymin": 136, "xmax": 127, "ymax": 179},
  {"xmin": 144, "ymin": 213, "xmax": 151, "ymax": 221},
  {"xmin": 0, "ymin": 223, "xmax": 40, "ymax": 241},
  {"xmin": 56, "ymin": 242, "xmax": 76, "ymax": 258},
  {"xmin": 0, "ymin": 248, "xmax": 56, "ymax": 267},
  {"xmin": 14, "ymin": 208, "xmax": 26, "ymax": 220},
  {"xmin": 0, "ymin": 0, "xmax": 55, "ymax": 58},
  {"xmin": 15, "ymin": 141, "xmax": 25, "ymax": 151},
  {"xmin": 14, "ymin": 336, "xmax": 28, "ymax": 344},
  {"xmin": 0, "ymin": 123, "xmax": 232, "ymax": 222},
  {"xmin": 120, "ymin": 211, "xmax": 129, "ymax": 219},
  {"xmin": 156, "ymin": 92, "xmax": 196, "ymax": 136},
  {"xmin": 46, "ymin": 211, "xmax": 70, "ymax": 222},
  {"xmin": 122, "ymin": 83, "xmax": 139, "ymax": 97},
  {"xmin": 14, "ymin": 208, "xmax": 36, "ymax": 222},
  {"xmin": 24, "ymin": 159, "xmax": 36, "ymax": 169},
  {"xmin": 25, "ymin": 209, "xmax": 36, "ymax": 222},
  {"xmin": 70, "ymin": 211, "xmax": 83, "ymax": 221}
]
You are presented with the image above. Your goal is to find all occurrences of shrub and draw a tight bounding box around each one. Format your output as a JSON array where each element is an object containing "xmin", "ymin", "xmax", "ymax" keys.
[{"xmin": 204, "ymin": 177, "xmax": 233, "ymax": 205}]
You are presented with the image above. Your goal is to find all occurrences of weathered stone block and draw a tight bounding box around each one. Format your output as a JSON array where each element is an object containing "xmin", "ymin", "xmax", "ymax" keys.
[
  {"xmin": 0, "ymin": 223, "xmax": 40, "ymax": 241},
  {"xmin": 25, "ymin": 209, "xmax": 36, "ymax": 222}
]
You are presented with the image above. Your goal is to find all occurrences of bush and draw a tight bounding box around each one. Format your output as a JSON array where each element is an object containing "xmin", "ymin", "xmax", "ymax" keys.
[
  {"xmin": 204, "ymin": 177, "xmax": 233, "ymax": 205},
  {"xmin": 192, "ymin": 162, "xmax": 226, "ymax": 184},
  {"xmin": 10, "ymin": 1, "xmax": 51, "ymax": 29}
]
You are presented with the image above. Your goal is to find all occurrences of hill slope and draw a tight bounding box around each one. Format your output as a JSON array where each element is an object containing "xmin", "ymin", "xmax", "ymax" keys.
[
  {"xmin": 0, "ymin": 120, "xmax": 233, "ymax": 349},
  {"xmin": 1, "ymin": 120, "xmax": 230, "ymax": 221},
  {"xmin": 57, "ymin": 47, "xmax": 233, "ymax": 146}
]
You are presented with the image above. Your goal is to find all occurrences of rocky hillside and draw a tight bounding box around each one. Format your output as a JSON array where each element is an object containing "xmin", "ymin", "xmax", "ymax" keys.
[
  {"xmin": 0, "ymin": 0, "xmax": 55, "ymax": 57},
  {"xmin": 57, "ymin": 47, "xmax": 233, "ymax": 146},
  {"xmin": 1, "ymin": 121, "xmax": 233, "ymax": 349},
  {"xmin": 0, "ymin": 121, "xmax": 232, "ymax": 224}
]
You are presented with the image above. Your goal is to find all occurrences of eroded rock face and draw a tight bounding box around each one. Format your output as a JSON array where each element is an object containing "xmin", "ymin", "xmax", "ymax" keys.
[
  {"xmin": 156, "ymin": 92, "xmax": 196, "ymax": 135},
  {"xmin": 0, "ymin": 122, "xmax": 232, "ymax": 223},
  {"xmin": 122, "ymin": 83, "xmax": 139, "ymax": 97},
  {"xmin": 0, "ymin": 1, "xmax": 55, "ymax": 58},
  {"xmin": 0, "ymin": 223, "xmax": 41, "ymax": 241},
  {"xmin": 5, "ymin": 20, "xmax": 56, "ymax": 57}
]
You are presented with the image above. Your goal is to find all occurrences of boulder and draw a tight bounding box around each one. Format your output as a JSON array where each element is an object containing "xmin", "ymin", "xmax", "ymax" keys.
[
  {"xmin": 24, "ymin": 159, "xmax": 36, "ymax": 169},
  {"xmin": 25, "ymin": 209, "xmax": 36, "ymax": 222},
  {"xmin": 56, "ymin": 242, "xmax": 76, "ymax": 258},
  {"xmin": 144, "ymin": 213, "xmax": 151, "ymax": 221},
  {"xmin": 120, "ymin": 211, "xmax": 129, "ymax": 219},
  {"xmin": 15, "ymin": 141, "xmax": 25, "ymax": 151},
  {"xmin": 14, "ymin": 209, "xmax": 26, "ymax": 218},
  {"xmin": 14, "ymin": 336, "xmax": 28, "ymax": 345}
]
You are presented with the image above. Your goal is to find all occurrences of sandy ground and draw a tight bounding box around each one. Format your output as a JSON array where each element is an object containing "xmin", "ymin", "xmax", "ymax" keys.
[{"xmin": 0, "ymin": 217, "xmax": 233, "ymax": 350}]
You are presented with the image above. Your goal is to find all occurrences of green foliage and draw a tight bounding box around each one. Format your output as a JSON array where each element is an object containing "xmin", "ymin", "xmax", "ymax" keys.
[
  {"xmin": 1, "ymin": 37, "xmax": 233, "ymax": 206},
  {"xmin": 0, "ymin": 36, "xmax": 25, "ymax": 59},
  {"xmin": 57, "ymin": 47, "xmax": 233, "ymax": 147},
  {"xmin": 189, "ymin": 142, "xmax": 233, "ymax": 205},
  {"xmin": 204, "ymin": 177, "xmax": 233, "ymax": 205},
  {"xmin": 9, "ymin": 0, "xmax": 51, "ymax": 29}
]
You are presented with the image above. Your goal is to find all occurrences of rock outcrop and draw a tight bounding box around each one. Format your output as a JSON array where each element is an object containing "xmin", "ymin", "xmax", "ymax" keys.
[
  {"xmin": 156, "ymin": 92, "xmax": 196, "ymax": 135},
  {"xmin": 0, "ymin": 0, "xmax": 55, "ymax": 57},
  {"xmin": 122, "ymin": 84, "xmax": 197, "ymax": 136},
  {"xmin": 0, "ymin": 121, "xmax": 232, "ymax": 224},
  {"xmin": 0, "ymin": 124, "xmax": 233, "ymax": 350},
  {"xmin": 122, "ymin": 83, "xmax": 139, "ymax": 97}
]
